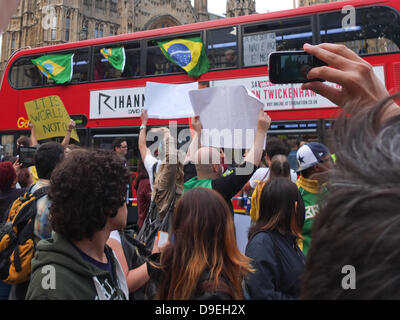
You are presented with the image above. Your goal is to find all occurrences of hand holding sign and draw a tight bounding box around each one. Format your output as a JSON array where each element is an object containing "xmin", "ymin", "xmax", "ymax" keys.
[
  {"xmin": 24, "ymin": 96, "xmax": 79, "ymax": 142},
  {"xmin": 188, "ymin": 85, "xmax": 265, "ymax": 150},
  {"xmin": 67, "ymin": 119, "xmax": 77, "ymax": 132}
]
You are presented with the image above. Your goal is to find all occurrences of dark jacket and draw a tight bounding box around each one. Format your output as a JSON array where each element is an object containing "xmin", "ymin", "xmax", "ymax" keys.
[
  {"xmin": 0, "ymin": 188, "xmax": 25, "ymax": 222},
  {"xmin": 26, "ymin": 233, "xmax": 128, "ymax": 300},
  {"xmin": 192, "ymin": 271, "xmax": 234, "ymax": 300},
  {"xmin": 245, "ymin": 230, "xmax": 305, "ymax": 300}
]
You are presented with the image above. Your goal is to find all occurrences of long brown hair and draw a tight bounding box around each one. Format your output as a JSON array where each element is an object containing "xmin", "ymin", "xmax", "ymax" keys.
[
  {"xmin": 156, "ymin": 187, "xmax": 253, "ymax": 300},
  {"xmin": 248, "ymin": 177, "xmax": 305, "ymax": 240}
]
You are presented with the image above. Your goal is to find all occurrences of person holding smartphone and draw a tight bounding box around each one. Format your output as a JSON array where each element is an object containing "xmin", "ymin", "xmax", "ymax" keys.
[
  {"xmin": 301, "ymin": 43, "xmax": 400, "ymax": 121},
  {"xmin": 298, "ymin": 43, "xmax": 400, "ymax": 299}
]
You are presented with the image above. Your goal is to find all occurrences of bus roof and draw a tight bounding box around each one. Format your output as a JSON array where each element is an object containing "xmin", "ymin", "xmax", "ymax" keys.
[{"xmin": 7, "ymin": 0, "xmax": 391, "ymax": 61}]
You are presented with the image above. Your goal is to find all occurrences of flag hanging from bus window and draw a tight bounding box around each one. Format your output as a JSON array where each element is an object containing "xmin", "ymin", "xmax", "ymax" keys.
[
  {"xmin": 32, "ymin": 53, "xmax": 74, "ymax": 84},
  {"xmin": 158, "ymin": 37, "xmax": 209, "ymax": 78},
  {"xmin": 100, "ymin": 47, "xmax": 126, "ymax": 72}
]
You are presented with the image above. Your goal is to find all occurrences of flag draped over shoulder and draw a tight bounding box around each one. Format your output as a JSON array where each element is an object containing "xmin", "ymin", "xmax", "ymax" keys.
[
  {"xmin": 32, "ymin": 53, "xmax": 74, "ymax": 84},
  {"xmin": 158, "ymin": 37, "xmax": 209, "ymax": 78},
  {"xmin": 100, "ymin": 47, "xmax": 126, "ymax": 71}
]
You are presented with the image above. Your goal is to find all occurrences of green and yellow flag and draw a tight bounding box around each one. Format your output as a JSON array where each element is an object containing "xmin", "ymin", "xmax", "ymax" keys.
[
  {"xmin": 32, "ymin": 53, "xmax": 74, "ymax": 84},
  {"xmin": 100, "ymin": 47, "xmax": 126, "ymax": 71},
  {"xmin": 158, "ymin": 37, "xmax": 209, "ymax": 78}
]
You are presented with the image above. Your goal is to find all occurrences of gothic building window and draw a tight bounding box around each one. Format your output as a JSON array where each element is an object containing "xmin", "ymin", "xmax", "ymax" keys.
[
  {"xmin": 95, "ymin": 24, "xmax": 104, "ymax": 38},
  {"xmin": 11, "ymin": 33, "xmax": 16, "ymax": 53},
  {"xmin": 96, "ymin": 0, "xmax": 104, "ymax": 9},
  {"xmin": 110, "ymin": 0, "xmax": 118, "ymax": 12},
  {"xmin": 51, "ymin": 14, "xmax": 57, "ymax": 40},
  {"xmin": 80, "ymin": 20, "xmax": 89, "ymax": 40},
  {"xmin": 65, "ymin": 14, "xmax": 71, "ymax": 42}
]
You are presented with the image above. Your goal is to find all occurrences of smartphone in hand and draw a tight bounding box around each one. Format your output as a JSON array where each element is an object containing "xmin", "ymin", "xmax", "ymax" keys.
[
  {"xmin": 157, "ymin": 231, "xmax": 169, "ymax": 248},
  {"xmin": 268, "ymin": 51, "xmax": 327, "ymax": 84},
  {"xmin": 18, "ymin": 146, "xmax": 37, "ymax": 168}
]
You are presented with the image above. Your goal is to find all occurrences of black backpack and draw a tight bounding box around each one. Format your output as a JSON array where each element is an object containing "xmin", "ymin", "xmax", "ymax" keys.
[
  {"xmin": 133, "ymin": 194, "xmax": 176, "ymax": 300},
  {"xmin": 135, "ymin": 195, "xmax": 175, "ymax": 258}
]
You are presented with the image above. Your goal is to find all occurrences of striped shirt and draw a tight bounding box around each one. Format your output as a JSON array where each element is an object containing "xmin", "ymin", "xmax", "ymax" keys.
[{"xmin": 31, "ymin": 180, "xmax": 52, "ymax": 241}]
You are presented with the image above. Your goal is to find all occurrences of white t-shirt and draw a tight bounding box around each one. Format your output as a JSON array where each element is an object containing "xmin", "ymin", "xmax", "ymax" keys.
[
  {"xmin": 144, "ymin": 154, "xmax": 161, "ymax": 191},
  {"xmin": 249, "ymin": 167, "xmax": 298, "ymax": 189},
  {"xmin": 109, "ymin": 230, "xmax": 121, "ymax": 244}
]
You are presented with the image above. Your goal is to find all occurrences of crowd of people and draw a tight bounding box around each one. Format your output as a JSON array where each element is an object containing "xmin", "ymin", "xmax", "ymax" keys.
[{"xmin": 0, "ymin": 42, "xmax": 400, "ymax": 300}]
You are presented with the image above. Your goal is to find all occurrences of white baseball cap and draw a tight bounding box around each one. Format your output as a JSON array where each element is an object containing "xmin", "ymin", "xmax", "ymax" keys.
[{"xmin": 296, "ymin": 142, "xmax": 330, "ymax": 172}]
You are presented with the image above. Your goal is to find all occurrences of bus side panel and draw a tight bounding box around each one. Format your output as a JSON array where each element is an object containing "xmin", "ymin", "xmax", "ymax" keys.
[{"xmin": 0, "ymin": 79, "xmax": 20, "ymax": 131}]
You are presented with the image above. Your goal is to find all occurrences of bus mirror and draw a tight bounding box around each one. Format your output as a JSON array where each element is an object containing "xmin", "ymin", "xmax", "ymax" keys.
[{"xmin": 70, "ymin": 114, "xmax": 88, "ymax": 128}]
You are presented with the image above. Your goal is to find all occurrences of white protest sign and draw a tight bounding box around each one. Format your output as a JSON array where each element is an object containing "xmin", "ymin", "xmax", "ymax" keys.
[
  {"xmin": 189, "ymin": 85, "xmax": 264, "ymax": 149},
  {"xmin": 243, "ymin": 32, "xmax": 276, "ymax": 67},
  {"xmin": 144, "ymin": 82, "xmax": 198, "ymax": 119}
]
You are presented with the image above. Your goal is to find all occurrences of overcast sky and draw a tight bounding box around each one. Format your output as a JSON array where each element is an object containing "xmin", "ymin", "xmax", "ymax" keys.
[{"xmin": 191, "ymin": 1, "xmax": 296, "ymax": 16}]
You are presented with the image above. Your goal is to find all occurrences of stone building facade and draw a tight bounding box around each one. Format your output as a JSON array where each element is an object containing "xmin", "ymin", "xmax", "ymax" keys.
[
  {"xmin": 0, "ymin": 0, "xmax": 220, "ymax": 76},
  {"xmin": 298, "ymin": 0, "xmax": 344, "ymax": 6},
  {"xmin": 226, "ymin": 0, "xmax": 256, "ymax": 18}
]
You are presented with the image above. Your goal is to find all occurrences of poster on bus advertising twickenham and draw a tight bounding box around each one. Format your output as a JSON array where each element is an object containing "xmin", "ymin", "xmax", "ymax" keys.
[{"xmin": 211, "ymin": 66, "xmax": 385, "ymax": 111}]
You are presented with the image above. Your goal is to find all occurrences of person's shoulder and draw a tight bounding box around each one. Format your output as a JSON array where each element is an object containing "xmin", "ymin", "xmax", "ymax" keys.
[
  {"xmin": 31, "ymin": 180, "xmax": 50, "ymax": 192},
  {"xmin": 252, "ymin": 167, "xmax": 269, "ymax": 179},
  {"xmin": 290, "ymin": 169, "xmax": 298, "ymax": 183},
  {"xmin": 10, "ymin": 187, "xmax": 26, "ymax": 198},
  {"xmin": 247, "ymin": 231, "xmax": 275, "ymax": 251},
  {"xmin": 144, "ymin": 154, "xmax": 159, "ymax": 166},
  {"xmin": 138, "ymin": 178, "xmax": 150, "ymax": 187},
  {"xmin": 246, "ymin": 231, "xmax": 278, "ymax": 260},
  {"xmin": 109, "ymin": 230, "xmax": 122, "ymax": 244}
]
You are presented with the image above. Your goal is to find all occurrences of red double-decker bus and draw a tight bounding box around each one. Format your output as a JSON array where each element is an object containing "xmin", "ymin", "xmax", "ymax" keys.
[{"xmin": 1, "ymin": 0, "xmax": 400, "ymax": 212}]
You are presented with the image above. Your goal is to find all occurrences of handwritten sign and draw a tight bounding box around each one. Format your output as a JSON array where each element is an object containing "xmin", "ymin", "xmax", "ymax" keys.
[
  {"xmin": 24, "ymin": 95, "xmax": 79, "ymax": 142},
  {"xmin": 243, "ymin": 32, "xmax": 276, "ymax": 67}
]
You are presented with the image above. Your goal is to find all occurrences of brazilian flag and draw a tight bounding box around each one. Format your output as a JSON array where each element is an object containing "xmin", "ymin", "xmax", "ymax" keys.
[
  {"xmin": 100, "ymin": 47, "xmax": 126, "ymax": 71},
  {"xmin": 158, "ymin": 37, "xmax": 209, "ymax": 78},
  {"xmin": 32, "ymin": 53, "xmax": 74, "ymax": 84}
]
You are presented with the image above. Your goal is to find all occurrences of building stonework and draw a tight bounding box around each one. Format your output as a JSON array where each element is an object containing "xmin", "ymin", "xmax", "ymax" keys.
[
  {"xmin": 298, "ymin": 0, "xmax": 344, "ymax": 6},
  {"xmin": 226, "ymin": 0, "xmax": 256, "ymax": 18},
  {"xmin": 0, "ymin": 0, "xmax": 224, "ymax": 76}
]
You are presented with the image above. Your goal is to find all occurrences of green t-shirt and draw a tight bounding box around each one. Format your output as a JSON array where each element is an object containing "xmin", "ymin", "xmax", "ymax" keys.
[
  {"xmin": 184, "ymin": 176, "xmax": 213, "ymax": 192},
  {"xmin": 297, "ymin": 176, "xmax": 326, "ymax": 256}
]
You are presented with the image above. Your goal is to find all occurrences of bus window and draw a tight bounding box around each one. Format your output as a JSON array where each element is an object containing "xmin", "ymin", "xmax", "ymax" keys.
[
  {"xmin": 320, "ymin": 6, "xmax": 400, "ymax": 55},
  {"xmin": 146, "ymin": 41, "xmax": 183, "ymax": 76},
  {"xmin": 1, "ymin": 135, "xmax": 15, "ymax": 158},
  {"xmin": 242, "ymin": 17, "xmax": 311, "ymax": 67},
  {"xmin": 93, "ymin": 42, "xmax": 140, "ymax": 81},
  {"xmin": 92, "ymin": 134, "xmax": 139, "ymax": 171},
  {"xmin": 45, "ymin": 48, "xmax": 89, "ymax": 85},
  {"xmin": 207, "ymin": 27, "xmax": 238, "ymax": 69},
  {"xmin": 72, "ymin": 49, "xmax": 89, "ymax": 83},
  {"xmin": 122, "ymin": 42, "xmax": 141, "ymax": 78},
  {"xmin": 9, "ymin": 56, "xmax": 43, "ymax": 89},
  {"xmin": 93, "ymin": 46, "xmax": 122, "ymax": 80}
]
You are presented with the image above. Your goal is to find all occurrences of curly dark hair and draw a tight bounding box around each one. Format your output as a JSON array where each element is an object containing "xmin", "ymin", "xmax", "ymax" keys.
[{"xmin": 49, "ymin": 149, "xmax": 130, "ymax": 241}]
